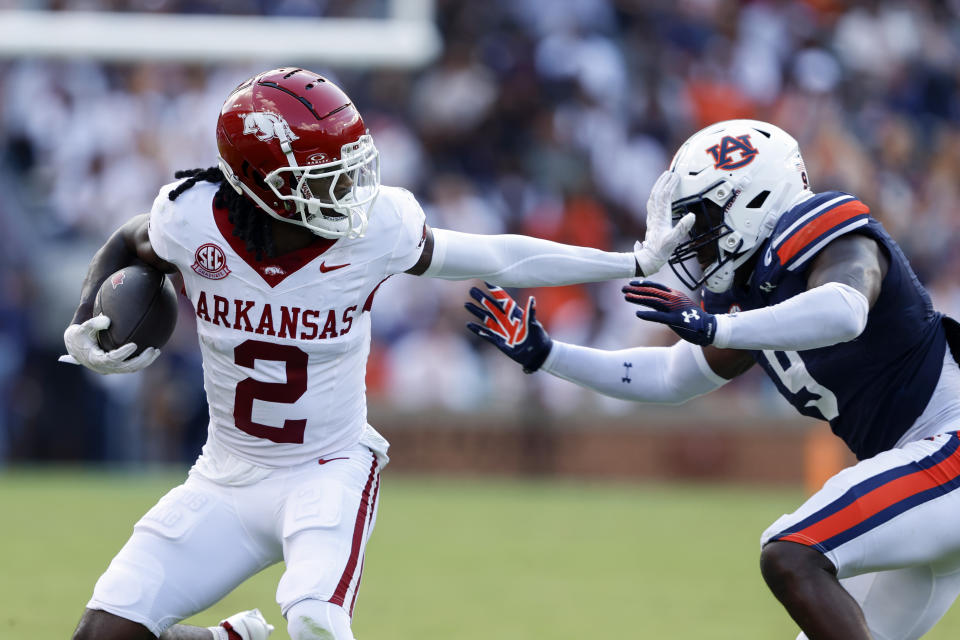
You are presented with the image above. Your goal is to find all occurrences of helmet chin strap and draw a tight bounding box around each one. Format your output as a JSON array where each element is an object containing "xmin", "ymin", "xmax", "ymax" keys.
[
  {"xmin": 704, "ymin": 231, "xmax": 754, "ymax": 294},
  {"xmin": 302, "ymin": 196, "xmax": 369, "ymax": 239},
  {"xmin": 705, "ymin": 263, "xmax": 735, "ymax": 293},
  {"xmin": 705, "ymin": 199, "xmax": 797, "ymax": 294},
  {"xmin": 704, "ymin": 244, "xmax": 763, "ymax": 293}
]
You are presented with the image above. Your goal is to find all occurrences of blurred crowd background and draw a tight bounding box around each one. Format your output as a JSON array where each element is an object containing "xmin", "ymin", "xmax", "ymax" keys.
[{"xmin": 2, "ymin": 0, "xmax": 960, "ymax": 465}]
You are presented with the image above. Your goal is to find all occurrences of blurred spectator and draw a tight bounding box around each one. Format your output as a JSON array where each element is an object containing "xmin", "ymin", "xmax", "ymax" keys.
[{"xmin": 3, "ymin": 0, "xmax": 960, "ymax": 463}]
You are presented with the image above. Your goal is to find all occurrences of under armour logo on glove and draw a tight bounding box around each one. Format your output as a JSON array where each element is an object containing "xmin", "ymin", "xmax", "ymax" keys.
[
  {"xmin": 622, "ymin": 280, "xmax": 717, "ymax": 346},
  {"xmin": 465, "ymin": 282, "xmax": 553, "ymax": 373}
]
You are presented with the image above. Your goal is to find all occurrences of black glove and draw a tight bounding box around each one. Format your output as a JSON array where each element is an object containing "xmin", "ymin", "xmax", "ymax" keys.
[{"xmin": 465, "ymin": 282, "xmax": 552, "ymax": 373}]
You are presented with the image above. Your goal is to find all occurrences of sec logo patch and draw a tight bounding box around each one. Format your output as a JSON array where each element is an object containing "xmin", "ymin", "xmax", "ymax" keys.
[{"xmin": 192, "ymin": 243, "xmax": 231, "ymax": 280}]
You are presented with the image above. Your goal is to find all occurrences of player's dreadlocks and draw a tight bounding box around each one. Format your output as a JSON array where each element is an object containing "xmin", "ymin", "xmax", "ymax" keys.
[{"xmin": 167, "ymin": 167, "xmax": 278, "ymax": 260}]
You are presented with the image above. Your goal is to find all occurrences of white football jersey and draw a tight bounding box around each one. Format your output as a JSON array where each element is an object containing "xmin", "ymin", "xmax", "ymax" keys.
[{"xmin": 148, "ymin": 181, "xmax": 426, "ymax": 468}]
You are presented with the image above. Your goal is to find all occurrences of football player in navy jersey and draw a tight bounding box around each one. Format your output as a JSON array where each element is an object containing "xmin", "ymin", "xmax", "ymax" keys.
[{"xmin": 467, "ymin": 119, "xmax": 960, "ymax": 640}]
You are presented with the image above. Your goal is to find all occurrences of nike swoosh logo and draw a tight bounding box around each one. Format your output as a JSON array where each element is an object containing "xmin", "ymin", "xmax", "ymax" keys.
[
  {"xmin": 318, "ymin": 456, "xmax": 349, "ymax": 465},
  {"xmin": 319, "ymin": 261, "xmax": 350, "ymax": 273}
]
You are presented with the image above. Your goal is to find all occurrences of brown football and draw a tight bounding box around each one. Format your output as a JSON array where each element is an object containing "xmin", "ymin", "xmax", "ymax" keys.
[{"xmin": 93, "ymin": 264, "xmax": 178, "ymax": 357}]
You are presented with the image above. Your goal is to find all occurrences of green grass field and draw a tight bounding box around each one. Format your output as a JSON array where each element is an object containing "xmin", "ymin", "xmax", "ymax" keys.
[{"xmin": 3, "ymin": 468, "xmax": 960, "ymax": 639}]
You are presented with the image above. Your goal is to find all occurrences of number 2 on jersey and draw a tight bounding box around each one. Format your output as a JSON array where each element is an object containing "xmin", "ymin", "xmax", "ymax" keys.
[{"xmin": 234, "ymin": 339, "xmax": 308, "ymax": 443}]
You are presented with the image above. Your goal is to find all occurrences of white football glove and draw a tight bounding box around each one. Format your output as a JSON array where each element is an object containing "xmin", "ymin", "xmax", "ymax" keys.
[
  {"xmin": 59, "ymin": 314, "xmax": 160, "ymax": 374},
  {"xmin": 633, "ymin": 171, "xmax": 696, "ymax": 277},
  {"xmin": 211, "ymin": 609, "xmax": 275, "ymax": 640}
]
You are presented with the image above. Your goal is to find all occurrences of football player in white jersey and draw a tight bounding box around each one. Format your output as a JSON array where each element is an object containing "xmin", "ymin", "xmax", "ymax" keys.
[{"xmin": 60, "ymin": 68, "xmax": 694, "ymax": 640}]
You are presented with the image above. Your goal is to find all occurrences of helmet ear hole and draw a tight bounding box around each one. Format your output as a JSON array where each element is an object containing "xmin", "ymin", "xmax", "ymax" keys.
[{"xmin": 746, "ymin": 190, "xmax": 770, "ymax": 209}]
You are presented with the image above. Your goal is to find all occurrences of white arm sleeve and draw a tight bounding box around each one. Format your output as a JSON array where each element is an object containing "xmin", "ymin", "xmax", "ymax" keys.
[
  {"xmin": 712, "ymin": 282, "xmax": 869, "ymax": 351},
  {"xmin": 541, "ymin": 339, "xmax": 729, "ymax": 404},
  {"xmin": 423, "ymin": 228, "xmax": 636, "ymax": 286}
]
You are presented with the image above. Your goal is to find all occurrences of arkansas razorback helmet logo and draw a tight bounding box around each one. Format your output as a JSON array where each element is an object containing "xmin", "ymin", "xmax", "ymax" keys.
[
  {"xmin": 240, "ymin": 111, "xmax": 299, "ymax": 143},
  {"xmin": 706, "ymin": 134, "xmax": 759, "ymax": 170}
]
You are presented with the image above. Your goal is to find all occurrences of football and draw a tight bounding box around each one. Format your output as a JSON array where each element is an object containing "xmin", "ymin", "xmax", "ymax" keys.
[{"xmin": 92, "ymin": 264, "xmax": 178, "ymax": 357}]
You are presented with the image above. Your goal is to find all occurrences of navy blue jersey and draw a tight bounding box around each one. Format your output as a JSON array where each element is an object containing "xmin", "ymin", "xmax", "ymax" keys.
[{"xmin": 704, "ymin": 191, "xmax": 946, "ymax": 460}]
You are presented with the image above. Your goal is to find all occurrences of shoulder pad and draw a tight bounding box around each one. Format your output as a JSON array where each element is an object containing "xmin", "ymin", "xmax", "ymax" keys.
[
  {"xmin": 767, "ymin": 191, "xmax": 870, "ymax": 273},
  {"xmin": 150, "ymin": 178, "xmax": 216, "ymax": 217},
  {"xmin": 150, "ymin": 180, "xmax": 181, "ymax": 213}
]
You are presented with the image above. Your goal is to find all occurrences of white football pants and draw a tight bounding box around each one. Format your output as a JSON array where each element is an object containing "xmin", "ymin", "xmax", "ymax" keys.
[
  {"xmin": 87, "ymin": 442, "xmax": 381, "ymax": 636},
  {"xmin": 763, "ymin": 432, "xmax": 960, "ymax": 640}
]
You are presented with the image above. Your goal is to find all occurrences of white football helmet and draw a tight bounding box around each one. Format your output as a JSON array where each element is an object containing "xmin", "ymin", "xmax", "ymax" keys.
[{"xmin": 666, "ymin": 119, "xmax": 812, "ymax": 293}]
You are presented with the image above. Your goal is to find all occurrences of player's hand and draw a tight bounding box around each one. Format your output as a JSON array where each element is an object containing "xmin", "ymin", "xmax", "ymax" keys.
[
  {"xmin": 633, "ymin": 171, "xmax": 696, "ymax": 276},
  {"xmin": 465, "ymin": 282, "xmax": 552, "ymax": 373},
  {"xmin": 215, "ymin": 608, "xmax": 275, "ymax": 640},
  {"xmin": 60, "ymin": 314, "xmax": 160, "ymax": 374},
  {"xmin": 623, "ymin": 280, "xmax": 717, "ymax": 346}
]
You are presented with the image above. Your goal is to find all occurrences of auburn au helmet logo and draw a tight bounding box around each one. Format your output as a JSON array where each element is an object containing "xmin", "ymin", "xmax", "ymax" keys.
[{"xmin": 706, "ymin": 134, "xmax": 759, "ymax": 170}]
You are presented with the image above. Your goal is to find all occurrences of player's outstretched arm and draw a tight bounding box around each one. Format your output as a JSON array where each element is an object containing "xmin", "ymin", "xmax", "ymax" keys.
[
  {"xmin": 62, "ymin": 214, "xmax": 176, "ymax": 374},
  {"xmin": 624, "ymin": 235, "xmax": 885, "ymax": 352},
  {"xmin": 409, "ymin": 225, "xmax": 637, "ymax": 285},
  {"xmin": 464, "ymin": 282, "xmax": 734, "ymax": 403},
  {"xmin": 404, "ymin": 170, "xmax": 693, "ymax": 284},
  {"xmin": 407, "ymin": 193, "xmax": 693, "ymax": 287},
  {"xmin": 624, "ymin": 278, "xmax": 869, "ymax": 351}
]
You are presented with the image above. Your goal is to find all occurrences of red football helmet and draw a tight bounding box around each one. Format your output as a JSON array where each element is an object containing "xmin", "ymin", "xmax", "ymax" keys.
[{"xmin": 216, "ymin": 68, "xmax": 380, "ymax": 239}]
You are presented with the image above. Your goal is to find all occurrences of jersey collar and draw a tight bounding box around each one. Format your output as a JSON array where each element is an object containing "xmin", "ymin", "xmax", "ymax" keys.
[{"xmin": 213, "ymin": 204, "xmax": 337, "ymax": 288}]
